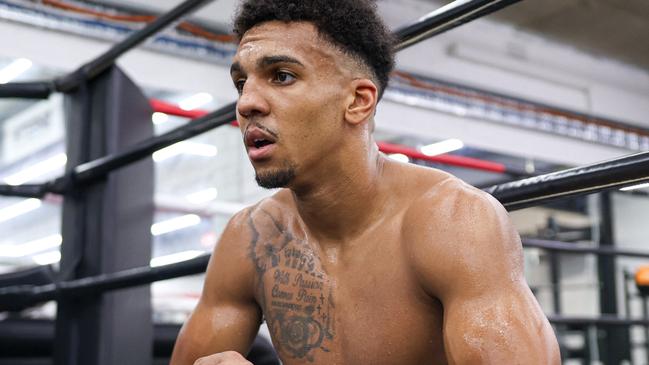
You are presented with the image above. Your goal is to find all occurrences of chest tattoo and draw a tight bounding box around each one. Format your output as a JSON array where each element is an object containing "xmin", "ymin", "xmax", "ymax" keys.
[{"xmin": 248, "ymin": 210, "xmax": 335, "ymax": 362}]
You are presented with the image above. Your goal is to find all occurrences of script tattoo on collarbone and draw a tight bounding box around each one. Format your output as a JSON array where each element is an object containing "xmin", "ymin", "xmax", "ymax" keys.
[{"xmin": 248, "ymin": 209, "xmax": 335, "ymax": 362}]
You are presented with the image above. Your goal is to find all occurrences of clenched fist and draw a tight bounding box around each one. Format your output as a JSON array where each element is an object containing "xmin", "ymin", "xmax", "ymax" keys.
[{"xmin": 193, "ymin": 351, "xmax": 253, "ymax": 365}]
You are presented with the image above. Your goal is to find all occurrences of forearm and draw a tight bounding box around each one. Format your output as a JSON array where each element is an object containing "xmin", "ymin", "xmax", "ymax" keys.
[{"xmin": 170, "ymin": 304, "xmax": 261, "ymax": 365}]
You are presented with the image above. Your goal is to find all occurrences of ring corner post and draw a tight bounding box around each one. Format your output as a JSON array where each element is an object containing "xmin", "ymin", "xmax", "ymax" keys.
[
  {"xmin": 54, "ymin": 66, "xmax": 155, "ymax": 365},
  {"xmin": 595, "ymin": 192, "xmax": 632, "ymax": 364}
]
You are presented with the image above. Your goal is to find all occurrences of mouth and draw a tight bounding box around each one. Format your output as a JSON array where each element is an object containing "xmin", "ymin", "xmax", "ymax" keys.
[
  {"xmin": 245, "ymin": 127, "xmax": 277, "ymax": 161},
  {"xmin": 252, "ymin": 138, "xmax": 274, "ymax": 149}
]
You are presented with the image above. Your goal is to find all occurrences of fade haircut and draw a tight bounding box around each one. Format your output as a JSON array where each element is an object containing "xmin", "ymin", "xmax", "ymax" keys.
[{"xmin": 233, "ymin": 0, "xmax": 395, "ymax": 100}]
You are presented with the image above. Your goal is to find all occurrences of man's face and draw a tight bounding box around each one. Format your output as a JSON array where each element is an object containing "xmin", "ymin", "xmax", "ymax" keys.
[{"xmin": 230, "ymin": 21, "xmax": 356, "ymax": 189}]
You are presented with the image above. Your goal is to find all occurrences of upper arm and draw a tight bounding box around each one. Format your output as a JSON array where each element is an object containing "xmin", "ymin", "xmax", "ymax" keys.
[
  {"xmin": 170, "ymin": 209, "xmax": 262, "ymax": 365},
  {"xmin": 406, "ymin": 184, "xmax": 560, "ymax": 364}
]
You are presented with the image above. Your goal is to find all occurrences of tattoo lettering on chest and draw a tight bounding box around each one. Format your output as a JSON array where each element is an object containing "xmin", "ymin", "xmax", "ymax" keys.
[{"xmin": 248, "ymin": 210, "xmax": 335, "ymax": 362}]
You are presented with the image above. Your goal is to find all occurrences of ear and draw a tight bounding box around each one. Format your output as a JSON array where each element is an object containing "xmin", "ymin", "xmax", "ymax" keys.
[{"xmin": 344, "ymin": 79, "xmax": 378, "ymax": 126}]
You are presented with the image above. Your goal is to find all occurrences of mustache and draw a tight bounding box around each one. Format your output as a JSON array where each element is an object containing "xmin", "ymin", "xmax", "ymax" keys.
[{"xmin": 244, "ymin": 122, "xmax": 279, "ymax": 140}]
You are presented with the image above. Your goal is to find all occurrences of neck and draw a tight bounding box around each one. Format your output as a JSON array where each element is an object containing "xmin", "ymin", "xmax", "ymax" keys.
[{"xmin": 290, "ymin": 140, "xmax": 386, "ymax": 243}]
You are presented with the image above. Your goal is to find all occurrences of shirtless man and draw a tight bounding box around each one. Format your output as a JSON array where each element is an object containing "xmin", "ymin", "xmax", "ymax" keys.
[{"xmin": 170, "ymin": 1, "xmax": 560, "ymax": 364}]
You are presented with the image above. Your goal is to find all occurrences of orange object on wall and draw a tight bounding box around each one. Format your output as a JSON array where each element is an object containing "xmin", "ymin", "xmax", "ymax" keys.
[
  {"xmin": 635, "ymin": 266, "xmax": 649, "ymax": 296},
  {"xmin": 636, "ymin": 266, "xmax": 649, "ymax": 287}
]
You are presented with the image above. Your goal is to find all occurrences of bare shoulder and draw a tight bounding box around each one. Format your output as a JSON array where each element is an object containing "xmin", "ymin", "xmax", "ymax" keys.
[
  {"xmin": 404, "ymin": 171, "xmax": 511, "ymax": 231},
  {"xmin": 206, "ymin": 190, "xmax": 294, "ymax": 290},
  {"xmin": 392, "ymin": 164, "xmax": 559, "ymax": 362},
  {"xmin": 249, "ymin": 188, "xmax": 296, "ymax": 221},
  {"xmin": 216, "ymin": 189, "xmax": 299, "ymax": 274},
  {"xmin": 217, "ymin": 189, "xmax": 294, "ymax": 254},
  {"xmin": 400, "ymin": 171, "xmax": 524, "ymax": 298}
]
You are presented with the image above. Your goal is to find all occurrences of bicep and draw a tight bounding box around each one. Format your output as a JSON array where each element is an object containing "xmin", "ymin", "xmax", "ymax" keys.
[
  {"xmin": 170, "ymin": 210, "xmax": 262, "ymax": 365},
  {"xmin": 406, "ymin": 187, "xmax": 559, "ymax": 364},
  {"xmin": 438, "ymin": 196, "xmax": 559, "ymax": 363},
  {"xmin": 443, "ymin": 283, "xmax": 559, "ymax": 364}
]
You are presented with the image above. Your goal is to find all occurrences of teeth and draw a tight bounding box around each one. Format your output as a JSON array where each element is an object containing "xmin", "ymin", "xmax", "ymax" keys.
[{"xmin": 251, "ymin": 135, "xmax": 274, "ymax": 148}]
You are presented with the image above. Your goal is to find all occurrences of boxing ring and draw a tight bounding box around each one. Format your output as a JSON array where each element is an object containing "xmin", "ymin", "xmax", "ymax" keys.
[{"xmin": 1, "ymin": 0, "xmax": 649, "ymax": 363}]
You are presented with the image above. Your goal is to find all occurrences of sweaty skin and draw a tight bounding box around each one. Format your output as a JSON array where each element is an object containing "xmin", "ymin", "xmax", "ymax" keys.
[{"xmin": 170, "ymin": 21, "xmax": 561, "ymax": 365}]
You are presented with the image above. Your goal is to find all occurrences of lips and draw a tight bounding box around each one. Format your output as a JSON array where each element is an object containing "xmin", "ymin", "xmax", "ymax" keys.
[{"xmin": 245, "ymin": 127, "xmax": 277, "ymax": 161}]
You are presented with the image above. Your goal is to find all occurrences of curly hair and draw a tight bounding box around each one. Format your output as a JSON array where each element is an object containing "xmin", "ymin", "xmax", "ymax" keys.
[{"xmin": 233, "ymin": 0, "xmax": 395, "ymax": 100}]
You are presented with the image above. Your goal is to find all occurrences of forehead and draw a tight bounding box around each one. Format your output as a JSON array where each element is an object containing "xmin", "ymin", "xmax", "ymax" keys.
[{"xmin": 234, "ymin": 21, "xmax": 342, "ymax": 69}]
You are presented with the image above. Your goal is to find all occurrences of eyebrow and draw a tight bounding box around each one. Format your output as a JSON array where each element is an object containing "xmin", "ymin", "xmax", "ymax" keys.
[
  {"xmin": 259, "ymin": 55, "xmax": 304, "ymax": 68},
  {"xmin": 230, "ymin": 55, "xmax": 305, "ymax": 76}
]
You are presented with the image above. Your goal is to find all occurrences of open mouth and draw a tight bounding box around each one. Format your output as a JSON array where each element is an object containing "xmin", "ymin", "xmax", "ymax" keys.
[
  {"xmin": 245, "ymin": 127, "xmax": 277, "ymax": 149},
  {"xmin": 253, "ymin": 138, "xmax": 274, "ymax": 149},
  {"xmin": 245, "ymin": 127, "xmax": 278, "ymax": 160}
]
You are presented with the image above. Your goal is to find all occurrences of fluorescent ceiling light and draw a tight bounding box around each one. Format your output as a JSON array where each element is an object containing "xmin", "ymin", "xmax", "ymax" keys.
[
  {"xmin": 420, "ymin": 139, "xmax": 464, "ymax": 156},
  {"xmin": 33, "ymin": 251, "xmax": 61, "ymax": 265},
  {"xmin": 620, "ymin": 182, "xmax": 649, "ymax": 192},
  {"xmin": 179, "ymin": 92, "xmax": 213, "ymax": 111},
  {"xmin": 0, "ymin": 234, "xmax": 62, "ymax": 258},
  {"xmin": 151, "ymin": 112, "xmax": 169, "ymax": 125},
  {"xmin": 0, "ymin": 198, "xmax": 41, "ymax": 224},
  {"xmin": 0, "ymin": 58, "xmax": 32, "ymax": 84},
  {"xmin": 4, "ymin": 153, "xmax": 67, "ymax": 186},
  {"xmin": 388, "ymin": 153, "xmax": 410, "ymax": 163},
  {"xmin": 186, "ymin": 188, "xmax": 218, "ymax": 204},
  {"xmin": 150, "ymin": 250, "xmax": 205, "ymax": 267},
  {"xmin": 151, "ymin": 214, "xmax": 201, "ymax": 236},
  {"xmin": 152, "ymin": 141, "xmax": 217, "ymax": 162}
]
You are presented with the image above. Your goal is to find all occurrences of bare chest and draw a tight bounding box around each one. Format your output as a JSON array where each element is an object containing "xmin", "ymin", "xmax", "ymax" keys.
[{"xmin": 247, "ymin": 217, "xmax": 446, "ymax": 364}]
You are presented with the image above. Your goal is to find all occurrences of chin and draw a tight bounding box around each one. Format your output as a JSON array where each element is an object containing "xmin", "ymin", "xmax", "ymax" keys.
[{"xmin": 254, "ymin": 162, "xmax": 297, "ymax": 189}]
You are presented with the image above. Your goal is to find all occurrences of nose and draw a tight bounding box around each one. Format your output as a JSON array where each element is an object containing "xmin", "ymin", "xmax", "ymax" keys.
[{"xmin": 237, "ymin": 79, "xmax": 270, "ymax": 120}]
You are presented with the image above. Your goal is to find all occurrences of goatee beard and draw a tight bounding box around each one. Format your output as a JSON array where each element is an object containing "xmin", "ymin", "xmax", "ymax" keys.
[{"xmin": 255, "ymin": 163, "xmax": 297, "ymax": 189}]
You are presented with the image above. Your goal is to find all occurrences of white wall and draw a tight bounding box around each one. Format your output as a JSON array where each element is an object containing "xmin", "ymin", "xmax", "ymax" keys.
[
  {"xmin": 383, "ymin": 0, "xmax": 649, "ymax": 122},
  {"xmin": 0, "ymin": 19, "xmax": 238, "ymax": 102}
]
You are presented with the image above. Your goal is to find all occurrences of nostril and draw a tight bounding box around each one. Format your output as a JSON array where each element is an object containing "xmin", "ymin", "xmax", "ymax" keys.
[
  {"xmin": 237, "ymin": 106, "xmax": 250, "ymax": 119},
  {"xmin": 236, "ymin": 88, "xmax": 270, "ymax": 118}
]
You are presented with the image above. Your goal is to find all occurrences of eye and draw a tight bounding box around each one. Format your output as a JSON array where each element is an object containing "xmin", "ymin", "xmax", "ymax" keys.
[
  {"xmin": 273, "ymin": 71, "xmax": 296, "ymax": 85},
  {"xmin": 234, "ymin": 79, "xmax": 246, "ymax": 95}
]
